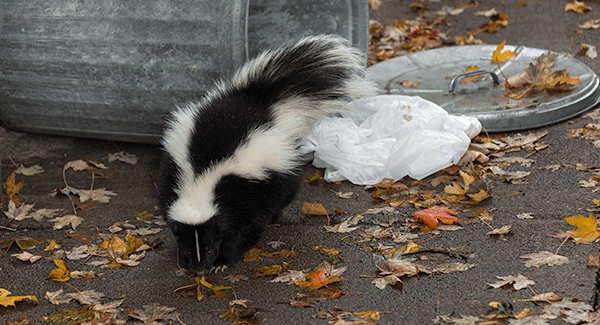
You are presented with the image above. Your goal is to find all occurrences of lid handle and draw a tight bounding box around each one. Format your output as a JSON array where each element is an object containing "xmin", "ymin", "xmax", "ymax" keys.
[{"xmin": 449, "ymin": 70, "xmax": 500, "ymax": 94}]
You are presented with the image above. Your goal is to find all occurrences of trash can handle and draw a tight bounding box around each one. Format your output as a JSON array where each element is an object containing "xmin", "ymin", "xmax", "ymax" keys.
[{"xmin": 448, "ymin": 70, "xmax": 500, "ymax": 94}]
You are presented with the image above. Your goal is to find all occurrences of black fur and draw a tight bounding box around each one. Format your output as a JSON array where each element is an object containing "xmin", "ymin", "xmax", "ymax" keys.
[{"xmin": 157, "ymin": 35, "xmax": 368, "ymax": 274}]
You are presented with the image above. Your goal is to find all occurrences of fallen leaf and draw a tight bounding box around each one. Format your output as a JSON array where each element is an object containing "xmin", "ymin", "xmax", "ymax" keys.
[
  {"xmin": 0, "ymin": 288, "xmax": 38, "ymax": 307},
  {"xmin": 492, "ymin": 40, "xmax": 517, "ymax": 64},
  {"xmin": 414, "ymin": 208, "xmax": 461, "ymax": 229},
  {"xmin": 124, "ymin": 303, "xmax": 177, "ymax": 325},
  {"xmin": 520, "ymin": 251, "xmax": 569, "ymax": 267},
  {"xmin": 47, "ymin": 259, "xmax": 71, "ymax": 282},
  {"xmin": 107, "ymin": 151, "xmax": 138, "ymax": 165},
  {"xmin": 64, "ymin": 159, "xmax": 108, "ymax": 171},
  {"xmin": 294, "ymin": 269, "xmax": 343, "ymax": 290},
  {"xmin": 323, "ymin": 219, "xmax": 359, "ymax": 233},
  {"xmin": 460, "ymin": 65, "xmax": 481, "ymax": 83},
  {"xmin": 49, "ymin": 215, "xmax": 84, "ymax": 230},
  {"xmin": 565, "ymin": 1, "xmax": 592, "ymax": 14},
  {"xmin": 4, "ymin": 171, "xmax": 24, "ymax": 207},
  {"xmin": 290, "ymin": 288, "xmax": 343, "ymax": 308},
  {"xmin": 302, "ymin": 202, "xmax": 329, "ymax": 216},
  {"xmin": 579, "ymin": 18, "xmax": 600, "ymax": 29},
  {"xmin": 272, "ymin": 249, "xmax": 297, "ymax": 259},
  {"xmin": 200, "ymin": 277, "xmax": 231, "ymax": 298},
  {"xmin": 243, "ymin": 248, "xmax": 272, "ymax": 262},
  {"xmin": 487, "ymin": 224, "xmax": 512, "ymax": 235},
  {"xmin": 252, "ymin": 265, "xmax": 283, "ymax": 279},
  {"xmin": 564, "ymin": 214, "xmax": 600, "ymax": 244},
  {"xmin": 487, "ymin": 274, "xmax": 535, "ymax": 290},
  {"xmin": 77, "ymin": 188, "xmax": 116, "ymax": 203},
  {"xmin": 587, "ymin": 252, "xmax": 600, "ymax": 267},
  {"xmin": 271, "ymin": 270, "xmax": 308, "ymax": 284},
  {"xmin": 12, "ymin": 251, "xmax": 42, "ymax": 263},
  {"xmin": 14, "ymin": 235, "xmax": 43, "ymax": 250},
  {"xmin": 220, "ymin": 305, "xmax": 265, "ymax": 324},
  {"xmin": 15, "ymin": 164, "xmax": 44, "ymax": 176}
]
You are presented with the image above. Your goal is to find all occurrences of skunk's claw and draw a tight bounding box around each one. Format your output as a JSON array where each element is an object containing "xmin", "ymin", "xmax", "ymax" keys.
[{"xmin": 210, "ymin": 265, "xmax": 228, "ymax": 273}]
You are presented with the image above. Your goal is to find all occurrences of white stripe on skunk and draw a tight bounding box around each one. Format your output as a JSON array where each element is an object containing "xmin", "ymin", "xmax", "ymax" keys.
[{"xmin": 157, "ymin": 35, "xmax": 373, "ymax": 274}]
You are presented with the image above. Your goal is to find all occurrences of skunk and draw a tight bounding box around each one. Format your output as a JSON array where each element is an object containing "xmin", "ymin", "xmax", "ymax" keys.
[{"xmin": 157, "ymin": 35, "xmax": 371, "ymax": 274}]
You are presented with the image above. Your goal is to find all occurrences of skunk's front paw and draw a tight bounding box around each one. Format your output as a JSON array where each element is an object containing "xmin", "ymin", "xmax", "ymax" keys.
[{"xmin": 209, "ymin": 265, "xmax": 228, "ymax": 273}]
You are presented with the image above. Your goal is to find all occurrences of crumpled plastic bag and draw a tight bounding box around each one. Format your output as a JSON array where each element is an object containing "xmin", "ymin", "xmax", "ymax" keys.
[{"xmin": 301, "ymin": 95, "xmax": 482, "ymax": 185}]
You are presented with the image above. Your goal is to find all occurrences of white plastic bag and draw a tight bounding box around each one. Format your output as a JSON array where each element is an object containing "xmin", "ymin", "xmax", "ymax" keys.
[{"xmin": 302, "ymin": 95, "xmax": 481, "ymax": 185}]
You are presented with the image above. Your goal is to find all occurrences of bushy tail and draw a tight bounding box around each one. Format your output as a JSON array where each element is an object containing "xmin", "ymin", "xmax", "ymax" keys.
[{"xmin": 205, "ymin": 35, "xmax": 374, "ymax": 136}]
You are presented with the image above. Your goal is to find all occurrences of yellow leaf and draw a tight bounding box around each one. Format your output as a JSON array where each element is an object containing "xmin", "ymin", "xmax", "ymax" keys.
[
  {"xmin": 565, "ymin": 1, "xmax": 591, "ymax": 14},
  {"xmin": 3, "ymin": 171, "xmax": 24, "ymax": 207},
  {"xmin": 47, "ymin": 259, "xmax": 71, "ymax": 282},
  {"xmin": 44, "ymin": 239, "xmax": 60, "ymax": 251},
  {"xmin": 404, "ymin": 241, "xmax": 423, "ymax": 254},
  {"xmin": 302, "ymin": 202, "xmax": 329, "ymax": 216},
  {"xmin": 100, "ymin": 235, "xmax": 127, "ymax": 258},
  {"xmin": 0, "ymin": 288, "xmax": 38, "ymax": 307},
  {"xmin": 243, "ymin": 248, "xmax": 272, "ymax": 262},
  {"xmin": 492, "ymin": 40, "xmax": 517, "ymax": 64},
  {"xmin": 252, "ymin": 265, "xmax": 283, "ymax": 279},
  {"xmin": 444, "ymin": 182, "xmax": 467, "ymax": 195},
  {"xmin": 460, "ymin": 65, "xmax": 480, "ymax": 83},
  {"xmin": 564, "ymin": 214, "xmax": 600, "ymax": 244}
]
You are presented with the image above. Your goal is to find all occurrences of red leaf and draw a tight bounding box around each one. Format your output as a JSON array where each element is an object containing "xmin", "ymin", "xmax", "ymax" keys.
[{"xmin": 414, "ymin": 208, "xmax": 461, "ymax": 229}]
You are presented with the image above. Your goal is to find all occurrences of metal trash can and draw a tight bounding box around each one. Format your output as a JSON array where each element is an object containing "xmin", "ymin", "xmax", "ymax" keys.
[{"xmin": 0, "ymin": 0, "xmax": 368, "ymax": 144}]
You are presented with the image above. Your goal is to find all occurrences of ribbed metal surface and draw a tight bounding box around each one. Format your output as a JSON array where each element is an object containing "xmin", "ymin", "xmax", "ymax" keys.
[
  {"xmin": 0, "ymin": 1, "xmax": 248, "ymax": 143},
  {"xmin": 248, "ymin": 0, "xmax": 368, "ymax": 59}
]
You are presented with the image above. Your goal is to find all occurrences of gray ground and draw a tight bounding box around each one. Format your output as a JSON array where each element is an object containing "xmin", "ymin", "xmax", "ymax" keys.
[{"xmin": 2, "ymin": 0, "xmax": 600, "ymax": 324}]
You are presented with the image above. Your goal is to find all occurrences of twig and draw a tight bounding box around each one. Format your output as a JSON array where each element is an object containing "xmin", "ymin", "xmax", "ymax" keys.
[
  {"xmin": 0, "ymin": 225, "xmax": 17, "ymax": 231},
  {"xmin": 8, "ymin": 156, "xmax": 23, "ymax": 174}
]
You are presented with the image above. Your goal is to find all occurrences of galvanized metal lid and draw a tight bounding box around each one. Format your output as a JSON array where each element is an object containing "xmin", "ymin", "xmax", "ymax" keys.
[{"xmin": 366, "ymin": 45, "xmax": 600, "ymax": 132}]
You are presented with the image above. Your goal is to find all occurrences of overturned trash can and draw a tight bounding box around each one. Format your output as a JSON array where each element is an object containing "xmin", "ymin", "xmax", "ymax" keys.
[{"xmin": 0, "ymin": 0, "xmax": 368, "ymax": 144}]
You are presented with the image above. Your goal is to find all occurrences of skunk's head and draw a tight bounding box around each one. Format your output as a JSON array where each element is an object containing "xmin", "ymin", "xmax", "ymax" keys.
[{"xmin": 168, "ymin": 219, "xmax": 223, "ymax": 274}]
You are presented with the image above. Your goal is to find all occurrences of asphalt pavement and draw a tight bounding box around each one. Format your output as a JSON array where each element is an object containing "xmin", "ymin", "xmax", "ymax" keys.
[{"xmin": 3, "ymin": 0, "xmax": 600, "ymax": 324}]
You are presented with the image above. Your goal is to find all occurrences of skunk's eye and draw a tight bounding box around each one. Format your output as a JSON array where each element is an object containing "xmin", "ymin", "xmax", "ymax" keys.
[{"xmin": 205, "ymin": 247, "xmax": 212, "ymax": 254}]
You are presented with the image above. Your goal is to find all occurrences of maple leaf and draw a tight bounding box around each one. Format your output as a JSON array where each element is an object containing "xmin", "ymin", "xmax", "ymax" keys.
[
  {"xmin": 47, "ymin": 259, "xmax": 71, "ymax": 282},
  {"xmin": 200, "ymin": 277, "xmax": 232, "ymax": 298},
  {"xmin": 373, "ymin": 275, "xmax": 403, "ymax": 290},
  {"xmin": 520, "ymin": 251, "xmax": 570, "ymax": 267},
  {"xmin": 220, "ymin": 305, "xmax": 266, "ymax": 324},
  {"xmin": 77, "ymin": 188, "xmax": 116, "ymax": 203},
  {"xmin": 4, "ymin": 171, "xmax": 24, "ymax": 207},
  {"xmin": 312, "ymin": 245, "xmax": 342, "ymax": 256},
  {"xmin": 71, "ymin": 270, "xmax": 105, "ymax": 282},
  {"xmin": 580, "ymin": 18, "xmax": 600, "ymax": 29},
  {"xmin": 0, "ymin": 288, "xmax": 38, "ymax": 307},
  {"xmin": 487, "ymin": 274, "xmax": 535, "ymax": 290},
  {"xmin": 49, "ymin": 214, "xmax": 84, "ymax": 230},
  {"xmin": 302, "ymin": 201, "xmax": 329, "ymax": 216},
  {"xmin": 587, "ymin": 252, "xmax": 600, "ymax": 268},
  {"xmin": 15, "ymin": 164, "xmax": 44, "ymax": 176},
  {"xmin": 124, "ymin": 303, "xmax": 177, "ymax": 325},
  {"xmin": 323, "ymin": 219, "xmax": 359, "ymax": 233},
  {"xmin": 243, "ymin": 248, "xmax": 272, "ymax": 262},
  {"xmin": 294, "ymin": 269, "xmax": 343, "ymax": 290},
  {"xmin": 252, "ymin": 265, "xmax": 283, "ymax": 279},
  {"xmin": 107, "ymin": 151, "xmax": 138, "ymax": 165},
  {"xmin": 272, "ymin": 249, "xmax": 297, "ymax": 259},
  {"xmin": 460, "ymin": 65, "xmax": 481, "ymax": 83},
  {"xmin": 492, "ymin": 40, "xmax": 517, "ymax": 64},
  {"xmin": 12, "ymin": 251, "xmax": 42, "ymax": 263},
  {"xmin": 564, "ymin": 214, "xmax": 600, "ymax": 244},
  {"xmin": 270, "ymin": 270, "xmax": 308, "ymax": 284},
  {"xmin": 64, "ymin": 159, "xmax": 108, "ymax": 171},
  {"xmin": 414, "ymin": 208, "xmax": 461, "ymax": 229},
  {"xmin": 290, "ymin": 288, "xmax": 344, "ymax": 308},
  {"xmin": 487, "ymin": 224, "xmax": 512, "ymax": 235},
  {"xmin": 43, "ymin": 239, "xmax": 60, "ymax": 251},
  {"xmin": 566, "ymin": 1, "xmax": 591, "ymax": 14},
  {"xmin": 505, "ymin": 52, "xmax": 581, "ymax": 99}
]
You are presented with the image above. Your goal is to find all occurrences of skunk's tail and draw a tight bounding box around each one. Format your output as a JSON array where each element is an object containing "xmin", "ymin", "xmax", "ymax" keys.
[{"xmin": 206, "ymin": 35, "xmax": 374, "ymax": 136}]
